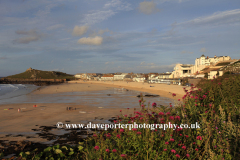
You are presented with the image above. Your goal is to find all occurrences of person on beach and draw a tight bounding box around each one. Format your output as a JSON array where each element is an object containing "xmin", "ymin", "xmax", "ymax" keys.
[{"xmin": 18, "ymin": 108, "xmax": 21, "ymax": 112}]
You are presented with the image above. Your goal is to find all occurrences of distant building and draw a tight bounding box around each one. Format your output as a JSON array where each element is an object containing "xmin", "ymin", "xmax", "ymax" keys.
[{"xmin": 101, "ymin": 75, "xmax": 114, "ymax": 81}]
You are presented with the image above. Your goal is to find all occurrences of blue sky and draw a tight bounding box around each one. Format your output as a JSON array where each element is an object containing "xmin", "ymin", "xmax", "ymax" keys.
[{"xmin": 0, "ymin": 0, "xmax": 240, "ymax": 76}]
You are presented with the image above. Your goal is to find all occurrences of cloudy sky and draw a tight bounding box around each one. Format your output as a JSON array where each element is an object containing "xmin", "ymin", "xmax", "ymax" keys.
[{"xmin": 0, "ymin": 0, "xmax": 240, "ymax": 76}]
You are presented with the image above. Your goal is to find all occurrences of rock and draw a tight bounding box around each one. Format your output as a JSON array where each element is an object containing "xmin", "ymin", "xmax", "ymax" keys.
[{"xmin": 107, "ymin": 94, "xmax": 111, "ymax": 96}]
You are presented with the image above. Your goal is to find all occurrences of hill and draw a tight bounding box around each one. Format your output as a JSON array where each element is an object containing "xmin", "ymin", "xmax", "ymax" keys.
[{"xmin": 6, "ymin": 68, "xmax": 75, "ymax": 80}]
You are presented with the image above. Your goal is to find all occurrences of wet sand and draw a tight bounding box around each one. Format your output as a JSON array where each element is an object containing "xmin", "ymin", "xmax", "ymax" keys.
[{"xmin": 0, "ymin": 81, "xmax": 187, "ymax": 143}]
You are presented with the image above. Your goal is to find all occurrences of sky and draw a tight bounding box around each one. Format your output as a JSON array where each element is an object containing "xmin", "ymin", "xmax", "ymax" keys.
[{"xmin": 0, "ymin": 0, "xmax": 240, "ymax": 76}]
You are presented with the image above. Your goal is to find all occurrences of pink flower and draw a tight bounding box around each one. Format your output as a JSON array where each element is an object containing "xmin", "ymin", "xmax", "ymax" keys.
[
  {"xmin": 152, "ymin": 102, "xmax": 157, "ymax": 107},
  {"xmin": 121, "ymin": 154, "xmax": 126, "ymax": 157},
  {"xmin": 140, "ymin": 117, "xmax": 144, "ymax": 120},
  {"xmin": 171, "ymin": 149, "xmax": 176, "ymax": 153},
  {"xmin": 137, "ymin": 132, "xmax": 142, "ymax": 135},
  {"xmin": 120, "ymin": 129, "xmax": 124, "ymax": 132},
  {"xmin": 170, "ymin": 104, "xmax": 173, "ymax": 107},
  {"xmin": 93, "ymin": 134, "xmax": 97, "ymax": 137},
  {"xmin": 186, "ymin": 154, "xmax": 190, "ymax": 158},
  {"xmin": 106, "ymin": 134, "xmax": 111, "ymax": 138},
  {"xmin": 185, "ymin": 135, "xmax": 189, "ymax": 138},
  {"xmin": 172, "ymin": 93, "xmax": 176, "ymax": 97},
  {"xmin": 178, "ymin": 99, "xmax": 180, "ymax": 101},
  {"xmin": 195, "ymin": 148, "xmax": 198, "ymax": 151},
  {"xmin": 164, "ymin": 149, "xmax": 167, "ymax": 151},
  {"xmin": 176, "ymin": 154, "xmax": 180, "ymax": 158},
  {"xmin": 132, "ymin": 128, "xmax": 137, "ymax": 131},
  {"xmin": 195, "ymin": 104, "xmax": 197, "ymax": 106},
  {"xmin": 191, "ymin": 96, "xmax": 194, "ymax": 98},
  {"xmin": 166, "ymin": 112, "xmax": 171, "ymax": 115},
  {"xmin": 139, "ymin": 100, "xmax": 141, "ymax": 103},
  {"xmin": 94, "ymin": 146, "xmax": 99, "ymax": 150},
  {"xmin": 205, "ymin": 110, "xmax": 208, "ymax": 113},
  {"xmin": 175, "ymin": 116, "xmax": 181, "ymax": 121},
  {"xmin": 169, "ymin": 116, "xmax": 174, "ymax": 120},
  {"xmin": 112, "ymin": 149, "xmax": 117, "ymax": 153},
  {"xmin": 124, "ymin": 115, "xmax": 127, "ymax": 117},
  {"xmin": 203, "ymin": 95, "xmax": 206, "ymax": 99},
  {"xmin": 197, "ymin": 136, "xmax": 202, "ymax": 140},
  {"xmin": 170, "ymin": 138, "xmax": 175, "ymax": 142},
  {"xmin": 106, "ymin": 149, "xmax": 110, "ymax": 152},
  {"xmin": 117, "ymin": 134, "xmax": 121, "ymax": 138},
  {"xmin": 158, "ymin": 112, "xmax": 164, "ymax": 116},
  {"xmin": 120, "ymin": 110, "xmax": 122, "ymax": 112},
  {"xmin": 182, "ymin": 146, "xmax": 186, "ymax": 150},
  {"xmin": 165, "ymin": 142, "xmax": 169, "ymax": 145}
]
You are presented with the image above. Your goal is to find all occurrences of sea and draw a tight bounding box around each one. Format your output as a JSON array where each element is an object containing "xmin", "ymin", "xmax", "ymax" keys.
[{"xmin": 0, "ymin": 84, "xmax": 174, "ymax": 107}]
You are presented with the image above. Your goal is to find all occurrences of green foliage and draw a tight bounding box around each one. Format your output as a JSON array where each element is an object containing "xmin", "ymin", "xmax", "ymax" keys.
[{"xmin": 6, "ymin": 69, "xmax": 74, "ymax": 80}]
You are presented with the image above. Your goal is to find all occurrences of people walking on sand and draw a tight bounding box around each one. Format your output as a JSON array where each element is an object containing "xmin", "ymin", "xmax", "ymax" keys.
[{"xmin": 18, "ymin": 108, "xmax": 21, "ymax": 112}]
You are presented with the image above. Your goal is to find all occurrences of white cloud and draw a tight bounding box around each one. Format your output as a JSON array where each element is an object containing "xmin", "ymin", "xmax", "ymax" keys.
[
  {"xmin": 105, "ymin": 61, "xmax": 114, "ymax": 65},
  {"xmin": 138, "ymin": 1, "xmax": 160, "ymax": 15},
  {"xmin": 72, "ymin": 26, "xmax": 89, "ymax": 36},
  {"xmin": 104, "ymin": 0, "xmax": 132, "ymax": 11},
  {"xmin": 78, "ymin": 36, "xmax": 103, "ymax": 45},
  {"xmin": 81, "ymin": 10, "xmax": 116, "ymax": 26},
  {"xmin": 200, "ymin": 47, "xmax": 206, "ymax": 52},
  {"xmin": 140, "ymin": 61, "xmax": 145, "ymax": 65},
  {"xmin": 47, "ymin": 24, "xmax": 64, "ymax": 30},
  {"xmin": 180, "ymin": 9, "xmax": 240, "ymax": 27}
]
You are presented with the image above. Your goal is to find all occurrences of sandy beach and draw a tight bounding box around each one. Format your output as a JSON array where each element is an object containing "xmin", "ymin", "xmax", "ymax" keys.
[{"xmin": 0, "ymin": 81, "xmax": 187, "ymax": 143}]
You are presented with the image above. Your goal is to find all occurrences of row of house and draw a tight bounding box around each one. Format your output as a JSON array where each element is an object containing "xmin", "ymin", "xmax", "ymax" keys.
[
  {"xmin": 74, "ymin": 55, "xmax": 239, "ymax": 82},
  {"xmin": 171, "ymin": 55, "xmax": 238, "ymax": 79}
]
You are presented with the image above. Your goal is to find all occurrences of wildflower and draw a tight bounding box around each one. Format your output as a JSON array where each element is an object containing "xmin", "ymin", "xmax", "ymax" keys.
[
  {"xmin": 121, "ymin": 154, "xmax": 126, "ymax": 157},
  {"xmin": 197, "ymin": 136, "xmax": 202, "ymax": 140},
  {"xmin": 198, "ymin": 88, "xmax": 202, "ymax": 91},
  {"xmin": 152, "ymin": 102, "xmax": 157, "ymax": 107},
  {"xmin": 180, "ymin": 134, "xmax": 182, "ymax": 136},
  {"xmin": 158, "ymin": 112, "xmax": 164, "ymax": 116},
  {"xmin": 132, "ymin": 128, "xmax": 137, "ymax": 131},
  {"xmin": 209, "ymin": 103, "xmax": 212, "ymax": 107},
  {"xmin": 216, "ymin": 127, "xmax": 218, "ymax": 130},
  {"xmin": 218, "ymin": 83, "xmax": 221, "ymax": 85},
  {"xmin": 106, "ymin": 149, "xmax": 110, "ymax": 152},
  {"xmin": 195, "ymin": 148, "xmax": 198, "ymax": 151},
  {"xmin": 169, "ymin": 116, "xmax": 174, "ymax": 120},
  {"xmin": 195, "ymin": 96, "xmax": 198, "ymax": 99},
  {"xmin": 127, "ymin": 108, "xmax": 129, "ymax": 110},
  {"xmin": 93, "ymin": 134, "xmax": 97, "ymax": 137},
  {"xmin": 120, "ymin": 129, "xmax": 124, "ymax": 132},
  {"xmin": 165, "ymin": 142, "xmax": 169, "ymax": 145},
  {"xmin": 141, "ymin": 104, "xmax": 144, "ymax": 107},
  {"xmin": 170, "ymin": 104, "xmax": 172, "ymax": 107},
  {"xmin": 117, "ymin": 134, "xmax": 121, "ymax": 138},
  {"xmin": 193, "ymin": 142, "xmax": 196, "ymax": 145},
  {"xmin": 120, "ymin": 110, "xmax": 122, "ymax": 112},
  {"xmin": 175, "ymin": 116, "xmax": 180, "ymax": 121},
  {"xmin": 186, "ymin": 154, "xmax": 190, "ymax": 158},
  {"xmin": 140, "ymin": 117, "xmax": 144, "ymax": 120},
  {"xmin": 171, "ymin": 149, "xmax": 176, "ymax": 153},
  {"xmin": 205, "ymin": 110, "xmax": 208, "ymax": 113},
  {"xmin": 178, "ymin": 99, "xmax": 180, "ymax": 101},
  {"xmin": 139, "ymin": 100, "xmax": 141, "ymax": 103},
  {"xmin": 172, "ymin": 93, "xmax": 176, "ymax": 97},
  {"xmin": 166, "ymin": 112, "xmax": 171, "ymax": 115},
  {"xmin": 106, "ymin": 134, "xmax": 111, "ymax": 138},
  {"xmin": 137, "ymin": 132, "xmax": 142, "ymax": 135},
  {"xmin": 176, "ymin": 154, "xmax": 180, "ymax": 158},
  {"xmin": 164, "ymin": 149, "xmax": 167, "ymax": 151},
  {"xmin": 170, "ymin": 138, "xmax": 175, "ymax": 142},
  {"xmin": 160, "ymin": 118, "xmax": 165, "ymax": 121},
  {"xmin": 112, "ymin": 149, "xmax": 117, "ymax": 152},
  {"xmin": 214, "ymin": 145, "xmax": 217, "ymax": 148},
  {"xmin": 94, "ymin": 146, "xmax": 99, "ymax": 150},
  {"xmin": 182, "ymin": 146, "xmax": 186, "ymax": 150},
  {"xmin": 185, "ymin": 135, "xmax": 189, "ymax": 138},
  {"xmin": 195, "ymin": 104, "xmax": 197, "ymax": 106}
]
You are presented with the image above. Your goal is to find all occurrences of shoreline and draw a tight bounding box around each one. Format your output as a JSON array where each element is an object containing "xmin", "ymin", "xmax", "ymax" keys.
[{"xmin": 69, "ymin": 80, "xmax": 187, "ymax": 100}]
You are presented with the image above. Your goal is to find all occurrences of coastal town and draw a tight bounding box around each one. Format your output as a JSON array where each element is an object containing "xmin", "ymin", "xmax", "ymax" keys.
[{"xmin": 74, "ymin": 55, "xmax": 240, "ymax": 84}]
